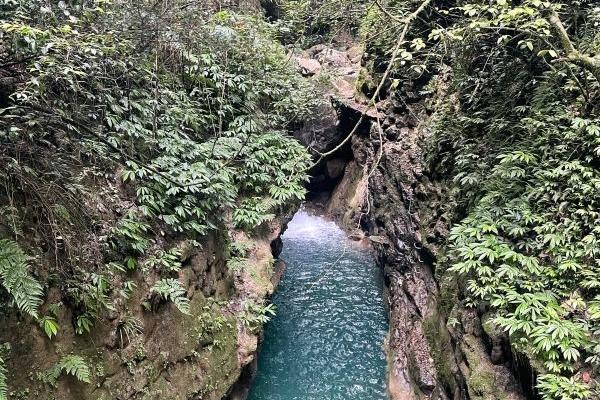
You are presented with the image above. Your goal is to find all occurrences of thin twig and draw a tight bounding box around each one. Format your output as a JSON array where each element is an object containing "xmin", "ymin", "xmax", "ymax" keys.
[{"xmin": 308, "ymin": 0, "xmax": 432, "ymax": 170}]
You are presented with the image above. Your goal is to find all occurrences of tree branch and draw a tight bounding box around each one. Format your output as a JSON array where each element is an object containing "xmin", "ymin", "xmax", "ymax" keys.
[
  {"xmin": 547, "ymin": 9, "xmax": 600, "ymax": 82},
  {"xmin": 373, "ymin": 0, "xmax": 403, "ymax": 24}
]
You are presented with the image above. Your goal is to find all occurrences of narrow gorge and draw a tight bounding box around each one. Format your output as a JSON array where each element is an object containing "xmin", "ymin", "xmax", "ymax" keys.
[{"xmin": 1, "ymin": 1, "xmax": 599, "ymax": 400}]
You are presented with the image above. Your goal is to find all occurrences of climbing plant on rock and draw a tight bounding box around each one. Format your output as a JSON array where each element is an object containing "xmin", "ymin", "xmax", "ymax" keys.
[{"xmin": 428, "ymin": 1, "xmax": 600, "ymax": 398}]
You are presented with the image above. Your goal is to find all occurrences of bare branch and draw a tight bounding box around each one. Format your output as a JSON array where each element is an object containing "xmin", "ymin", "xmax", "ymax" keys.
[{"xmin": 311, "ymin": 0, "xmax": 432, "ymax": 166}]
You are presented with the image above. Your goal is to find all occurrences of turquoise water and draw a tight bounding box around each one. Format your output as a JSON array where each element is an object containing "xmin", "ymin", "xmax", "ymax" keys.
[{"xmin": 247, "ymin": 209, "xmax": 389, "ymax": 400}]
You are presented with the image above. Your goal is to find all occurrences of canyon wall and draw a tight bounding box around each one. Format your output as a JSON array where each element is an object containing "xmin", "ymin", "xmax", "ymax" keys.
[
  {"xmin": 295, "ymin": 43, "xmax": 528, "ymax": 399},
  {"xmin": 0, "ymin": 218, "xmax": 288, "ymax": 400}
]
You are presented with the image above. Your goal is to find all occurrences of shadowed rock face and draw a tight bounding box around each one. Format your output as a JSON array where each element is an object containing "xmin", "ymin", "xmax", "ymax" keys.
[
  {"xmin": 293, "ymin": 102, "xmax": 343, "ymax": 155},
  {"xmin": 322, "ymin": 79, "xmax": 527, "ymax": 399}
]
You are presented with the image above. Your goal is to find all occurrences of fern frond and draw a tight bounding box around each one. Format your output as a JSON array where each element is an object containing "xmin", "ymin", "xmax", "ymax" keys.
[
  {"xmin": 58, "ymin": 355, "xmax": 91, "ymax": 383},
  {"xmin": 151, "ymin": 278, "xmax": 190, "ymax": 314},
  {"xmin": 0, "ymin": 356, "xmax": 7, "ymax": 400},
  {"xmin": 0, "ymin": 239, "xmax": 43, "ymax": 318},
  {"xmin": 40, "ymin": 355, "xmax": 91, "ymax": 387}
]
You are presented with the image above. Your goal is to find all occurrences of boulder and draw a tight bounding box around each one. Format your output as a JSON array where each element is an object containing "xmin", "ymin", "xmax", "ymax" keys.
[
  {"xmin": 308, "ymin": 45, "xmax": 352, "ymax": 67},
  {"xmin": 296, "ymin": 57, "xmax": 322, "ymax": 76},
  {"xmin": 293, "ymin": 103, "xmax": 345, "ymax": 154}
]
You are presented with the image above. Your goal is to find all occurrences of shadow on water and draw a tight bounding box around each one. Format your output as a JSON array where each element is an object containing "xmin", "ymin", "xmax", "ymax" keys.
[{"xmin": 247, "ymin": 208, "xmax": 389, "ymax": 400}]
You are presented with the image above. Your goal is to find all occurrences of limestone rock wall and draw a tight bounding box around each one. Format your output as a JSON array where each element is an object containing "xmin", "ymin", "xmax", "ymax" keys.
[
  {"xmin": 0, "ymin": 218, "xmax": 288, "ymax": 400},
  {"xmin": 323, "ymin": 88, "xmax": 527, "ymax": 400}
]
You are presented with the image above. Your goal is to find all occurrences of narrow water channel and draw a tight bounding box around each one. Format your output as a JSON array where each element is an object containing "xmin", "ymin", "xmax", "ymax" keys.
[{"xmin": 247, "ymin": 209, "xmax": 389, "ymax": 400}]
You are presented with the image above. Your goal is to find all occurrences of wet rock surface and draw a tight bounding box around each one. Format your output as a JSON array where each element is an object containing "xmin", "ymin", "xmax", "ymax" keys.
[{"xmin": 323, "ymin": 86, "xmax": 527, "ymax": 399}]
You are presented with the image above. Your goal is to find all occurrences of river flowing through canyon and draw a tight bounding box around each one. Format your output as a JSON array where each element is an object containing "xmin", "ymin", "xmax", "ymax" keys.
[{"xmin": 247, "ymin": 209, "xmax": 389, "ymax": 400}]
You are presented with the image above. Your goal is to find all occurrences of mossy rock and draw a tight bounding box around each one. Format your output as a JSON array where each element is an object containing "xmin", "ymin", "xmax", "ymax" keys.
[
  {"xmin": 461, "ymin": 334, "xmax": 522, "ymax": 400},
  {"xmin": 355, "ymin": 67, "xmax": 376, "ymax": 97},
  {"xmin": 422, "ymin": 307, "xmax": 459, "ymax": 394}
]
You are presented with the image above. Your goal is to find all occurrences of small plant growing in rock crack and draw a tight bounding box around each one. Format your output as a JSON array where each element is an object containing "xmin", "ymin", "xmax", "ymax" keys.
[
  {"xmin": 38, "ymin": 355, "xmax": 92, "ymax": 387},
  {"xmin": 195, "ymin": 303, "xmax": 231, "ymax": 347},
  {"xmin": 240, "ymin": 301, "xmax": 276, "ymax": 331},
  {"xmin": 68, "ymin": 273, "xmax": 115, "ymax": 335},
  {"xmin": 143, "ymin": 248, "xmax": 182, "ymax": 273},
  {"xmin": 150, "ymin": 278, "xmax": 190, "ymax": 315},
  {"xmin": 120, "ymin": 280, "xmax": 137, "ymax": 300},
  {"xmin": 116, "ymin": 315, "xmax": 144, "ymax": 348},
  {"xmin": 39, "ymin": 315, "xmax": 60, "ymax": 340},
  {"xmin": 227, "ymin": 257, "xmax": 249, "ymax": 275},
  {"xmin": 227, "ymin": 239, "xmax": 253, "ymax": 274}
]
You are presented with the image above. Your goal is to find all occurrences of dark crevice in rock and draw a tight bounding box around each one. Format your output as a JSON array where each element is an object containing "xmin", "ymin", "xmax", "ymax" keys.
[{"xmin": 223, "ymin": 357, "xmax": 258, "ymax": 400}]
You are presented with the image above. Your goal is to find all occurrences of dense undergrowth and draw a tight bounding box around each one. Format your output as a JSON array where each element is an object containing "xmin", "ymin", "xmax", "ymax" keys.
[
  {"xmin": 267, "ymin": 0, "xmax": 367, "ymax": 46},
  {"xmin": 0, "ymin": 0, "xmax": 315, "ymax": 397},
  {"xmin": 278, "ymin": 0, "xmax": 600, "ymax": 398},
  {"xmin": 357, "ymin": 0, "xmax": 600, "ymax": 398}
]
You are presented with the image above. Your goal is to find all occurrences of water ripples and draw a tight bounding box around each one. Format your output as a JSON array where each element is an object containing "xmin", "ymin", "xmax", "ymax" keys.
[{"xmin": 247, "ymin": 210, "xmax": 389, "ymax": 400}]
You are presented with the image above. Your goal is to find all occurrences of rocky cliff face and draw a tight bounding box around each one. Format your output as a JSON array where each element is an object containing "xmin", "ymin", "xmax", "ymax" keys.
[
  {"xmin": 0, "ymin": 218, "xmax": 288, "ymax": 400},
  {"xmin": 296, "ymin": 43, "xmax": 528, "ymax": 399},
  {"xmin": 353, "ymin": 102, "xmax": 525, "ymax": 400}
]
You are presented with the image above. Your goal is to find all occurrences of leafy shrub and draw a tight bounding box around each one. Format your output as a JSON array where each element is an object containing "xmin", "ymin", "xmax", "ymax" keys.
[
  {"xmin": 435, "ymin": 15, "xmax": 600, "ymax": 399},
  {"xmin": 537, "ymin": 375, "xmax": 591, "ymax": 400}
]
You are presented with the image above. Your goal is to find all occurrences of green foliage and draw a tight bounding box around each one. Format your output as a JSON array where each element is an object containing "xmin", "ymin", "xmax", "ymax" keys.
[
  {"xmin": 119, "ymin": 280, "xmax": 137, "ymax": 300},
  {"xmin": 227, "ymin": 256, "xmax": 249, "ymax": 274},
  {"xmin": 109, "ymin": 215, "xmax": 150, "ymax": 255},
  {"xmin": 233, "ymin": 198, "xmax": 277, "ymax": 230},
  {"xmin": 75, "ymin": 313, "xmax": 94, "ymax": 336},
  {"xmin": 116, "ymin": 315, "xmax": 143, "ymax": 348},
  {"xmin": 194, "ymin": 300, "xmax": 231, "ymax": 348},
  {"xmin": 274, "ymin": 0, "xmax": 367, "ymax": 46},
  {"xmin": 151, "ymin": 278, "xmax": 190, "ymax": 315},
  {"xmin": 68, "ymin": 273, "xmax": 114, "ymax": 335},
  {"xmin": 39, "ymin": 316, "xmax": 59, "ymax": 340},
  {"xmin": 0, "ymin": 239, "xmax": 43, "ymax": 319},
  {"xmin": 1, "ymin": 1, "xmax": 314, "ymax": 249},
  {"xmin": 40, "ymin": 355, "xmax": 91, "ymax": 387},
  {"xmin": 0, "ymin": 355, "xmax": 6, "ymax": 400},
  {"xmin": 143, "ymin": 248, "xmax": 182, "ymax": 273},
  {"xmin": 240, "ymin": 300, "xmax": 276, "ymax": 331},
  {"xmin": 227, "ymin": 239, "xmax": 252, "ymax": 274},
  {"xmin": 537, "ymin": 374, "xmax": 591, "ymax": 400}
]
